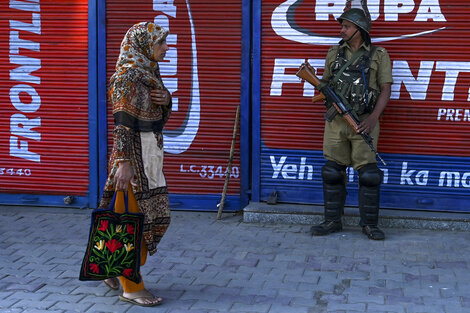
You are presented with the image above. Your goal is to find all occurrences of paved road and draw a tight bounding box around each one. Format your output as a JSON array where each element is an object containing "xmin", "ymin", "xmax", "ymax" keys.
[{"xmin": 0, "ymin": 206, "xmax": 469, "ymax": 313}]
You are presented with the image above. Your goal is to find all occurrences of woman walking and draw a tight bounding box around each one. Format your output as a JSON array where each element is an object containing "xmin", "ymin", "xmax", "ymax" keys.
[{"xmin": 99, "ymin": 22, "xmax": 172, "ymax": 307}]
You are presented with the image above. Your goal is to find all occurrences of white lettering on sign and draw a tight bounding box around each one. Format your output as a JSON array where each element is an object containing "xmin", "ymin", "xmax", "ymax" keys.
[
  {"xmin": 314, "ymin": 0, "xmax": 344, "ymax": 21},
  {"xmin": 154, "ymin": 0, "xmax": 178, "ymax": 111},
  {"xmin": 9, "ymin": 0, "xmax": 41, "ymax": 163},
  {"xmin": 155, "ymin": 0, "xmax": 201, "ymax": 154},
  {"xmin": 383, "ymin": 0, "xmax": 415, "ymax": 21},
  {"xmin": 270, "ymin": 156, "xmax": 286, "ymax": 179},
  {"xmin": 391, "ymin": 61, "xmax": 470, "ymax": 122},
  {"xmin": 439, "ymin": 171, "xmax": 470, "ymax": 188},
  {"xmin": 269, "ymin": 158, "xmax": 470, "ymax": 189},
  {"xmin": 399, "ymin": 162, "xmax": 470, "ymax": 188},
  {"xmin": 10, "ymin": 31, "xmax": 40, "ymax": 54},
  {"xmin": 10, "ymin": 55, "xmax": 41, "ymax": 85},
  {"xmin": 10, "ymin": 113, "xmax": 41, "ymax": 141},
  {"xmin": 435, "ymin": 61, "xmax": 470, "ymax": 101},
  {"xmin": 298, "ymin": 157, "xmax": 313, "ymax": 180},
  {"xmin": 179, "ymin": 164, "xmax": 240, "ymax": 179},
  {"xmin": 10, "ymin": 84, "xmax": 41, "ymax": 112},
  {"xmin": 391, "ymin": 60, "xmax": 433, "ymax": 100},
  {"xmin": 462, "ymin": 173, "xmax": 470, "ymax": 188},
  {"xmin": 400, "ymin": 162, "xmax": 429, "ymax": 186},
  {"xmin": 387, "ymin": 60, "xmax": 470, "ymax": 102},
  {"xmin": 270, "ymin": 58, "xmax": 304, "ymax": 96},
  {"xmin": 314, "ymin": 0, "xmax": 446, "ymax": 22},
  {"xmin": 270, "ymin": 156, "xmax": 314, "ymax": 180},
  {"xmin": 153, "ymin": 0, "xmax": 176, "ymax": 17},
  {"xmin": 273, "ymin": 0, "xmax": 447, "ymax": 45},
  {"xmin": 270, "ymin": 58, "xmax": 470, "ymax": 122},
  {"xmin": 437, "ymin": 109, "xmax": 470, "ymax": 122},
  {"xmin": 272, "ymin": 58, "xmax": 470, "ymax": 101},
  {"xmin": 414, "ymin": 0, "xmax": 446, "ymax": 22},
  {"xmin": 270, "ymin": 58, "xmax": 325, "ymax": 97},
  {"xmin": 0, "ymin": 167, "xmax": 32, "ymax": 176}
]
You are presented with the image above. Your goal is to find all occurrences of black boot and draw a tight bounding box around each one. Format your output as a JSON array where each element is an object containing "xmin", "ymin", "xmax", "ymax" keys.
[
  {"xmin": 311, "ymin": 162, "xmax": 346, "ymax": 236},
  {"xmin": 358, "ymin": 164, "xmax": 385, "ymax": 240},
  {"xmin": 362, "ymin": 225, "xmax": 384, "ymax": 240},
  {"xmin": 310, "ymin": 213, "xmax": 343, "ymax": 236}
]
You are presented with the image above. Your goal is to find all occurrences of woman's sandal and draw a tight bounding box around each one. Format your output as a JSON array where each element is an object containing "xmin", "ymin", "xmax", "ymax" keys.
[
  {"xmin": 103, "ymin": 278, "xmax": 120, "ymax": 290},
  {"xmin": 119, "ymin": 289, "xmax": 163, "ymax": 307}
]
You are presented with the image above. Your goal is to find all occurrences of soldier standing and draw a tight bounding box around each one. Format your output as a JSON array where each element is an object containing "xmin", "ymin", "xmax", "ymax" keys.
[{"xmin": 310, "ymin": 7, "xmax": 393, "ymax": 240}]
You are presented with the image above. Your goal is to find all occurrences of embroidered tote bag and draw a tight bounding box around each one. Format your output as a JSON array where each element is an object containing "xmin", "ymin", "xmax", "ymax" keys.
[{"xmin": 79, "ymin": 189, "xmax": 144, "ymax": 283}]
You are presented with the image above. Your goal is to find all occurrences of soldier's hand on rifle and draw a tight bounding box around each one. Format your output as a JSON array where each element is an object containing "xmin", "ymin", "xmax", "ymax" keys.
[
  {"xmin": 357, "ymin": 114, "xmax": 379, "ymax": 134},
  {"xmin": 357, "ymin": 83, "xmax": 390, "ymax": 134}
]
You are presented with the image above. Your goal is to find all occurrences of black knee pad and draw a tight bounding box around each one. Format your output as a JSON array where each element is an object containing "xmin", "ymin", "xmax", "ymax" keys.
[
  {"xmin": 358, "ymin": 163, "xmax": 383, "ymax": 187},
  {"xmin": 322, "ymin": 161, "xmax": 346, "ymax": 185}
]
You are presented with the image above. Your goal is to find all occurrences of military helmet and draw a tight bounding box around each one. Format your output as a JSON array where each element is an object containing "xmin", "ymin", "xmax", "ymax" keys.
[{"xmin": 337, "ymin": 8, "xmax": 371, "ymax": 33}]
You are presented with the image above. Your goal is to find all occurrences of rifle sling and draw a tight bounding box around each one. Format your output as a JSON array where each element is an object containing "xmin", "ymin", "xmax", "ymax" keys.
[{"xmin": 332, "ymin": 49, "xmax": 366, "ymax": 85}]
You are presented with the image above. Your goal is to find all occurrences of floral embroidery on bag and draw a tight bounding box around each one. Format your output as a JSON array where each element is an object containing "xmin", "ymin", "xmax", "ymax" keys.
[
  {"xmin": 80, "ymin": 209, "xmax": 144, "ymax": 283},
  {"xmin": 87, "ymin": 220, "xmax": 139, "ymax": 278}
]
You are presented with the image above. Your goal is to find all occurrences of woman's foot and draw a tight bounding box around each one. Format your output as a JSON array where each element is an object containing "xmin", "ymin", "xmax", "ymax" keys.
[
  {"xmin": 119, "ymin": 289, "xmax": 163, "ymax": 307},
  {"xmin": 103, "ymin": 278, "xmax": 120, "ymax": 290}
]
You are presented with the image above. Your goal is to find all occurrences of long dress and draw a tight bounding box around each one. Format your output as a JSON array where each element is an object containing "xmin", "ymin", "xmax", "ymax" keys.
[{"xmin": 98, "ymin": 68, "xmax": 172, "ymax": 256}]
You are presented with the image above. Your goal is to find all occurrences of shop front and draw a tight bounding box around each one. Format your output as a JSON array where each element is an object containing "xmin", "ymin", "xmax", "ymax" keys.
[{"xmin": 252, "ymin": 0, "xmax": 470, "ymax": 212}]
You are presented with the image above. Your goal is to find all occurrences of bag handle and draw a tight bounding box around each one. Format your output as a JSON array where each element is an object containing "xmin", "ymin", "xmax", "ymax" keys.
[
  {"xmin": 108, "ymin": 188, "xmax": 130, "ymax": 213},
  {"xmin": 123, "ymin": 191, "xmax": 130, "ymax": 213}
]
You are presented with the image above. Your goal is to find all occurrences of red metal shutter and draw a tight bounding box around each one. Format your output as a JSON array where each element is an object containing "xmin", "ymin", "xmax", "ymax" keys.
[
  {"xmin": 105, "ymin": 1, "xmax": 243, "ymax": 208},
  {"xmin": 0, "ymin": 1, "xmax": 89, "ymax": 196},
  {"xmin": 259, "ymin": 0, "xmax": 470, "ymax": 211}
]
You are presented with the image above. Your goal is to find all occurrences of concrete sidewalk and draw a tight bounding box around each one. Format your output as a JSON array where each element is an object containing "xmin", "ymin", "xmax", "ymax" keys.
[{"xmin": 0, "ymin": 206, "xmax": 469, "ymax": 313}]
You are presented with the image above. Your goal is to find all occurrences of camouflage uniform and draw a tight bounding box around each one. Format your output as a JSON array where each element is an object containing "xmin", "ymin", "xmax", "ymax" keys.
[{"xmin": 322, "ymin": 41, "xmax": 393, "ymax": 169}]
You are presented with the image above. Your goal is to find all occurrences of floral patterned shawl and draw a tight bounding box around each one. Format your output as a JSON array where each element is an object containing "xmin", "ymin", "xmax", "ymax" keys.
[{"xmin": 109, "ymin": 22, "xmax": 169, "ymax": 132}]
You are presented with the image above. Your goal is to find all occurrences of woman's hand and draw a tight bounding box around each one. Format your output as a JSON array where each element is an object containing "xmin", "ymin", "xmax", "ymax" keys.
[
  {"xmin": 151, "ymin": 89, "xmax": 170, "ymax": 107},
  {"xmin": 114, "ymin": 161, "xmax": 135, "ymax": 190}
]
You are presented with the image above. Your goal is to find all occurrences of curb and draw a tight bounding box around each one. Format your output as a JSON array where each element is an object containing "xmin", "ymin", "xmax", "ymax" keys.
[{"xmin": 243, "ymin": 202, "xmax": 470, "ymax": 231}]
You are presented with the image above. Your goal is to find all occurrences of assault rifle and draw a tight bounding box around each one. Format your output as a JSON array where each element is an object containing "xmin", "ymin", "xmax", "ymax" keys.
[{"xmin": 296, "ymin": 61, "xmax": 386, "ymax": 166}]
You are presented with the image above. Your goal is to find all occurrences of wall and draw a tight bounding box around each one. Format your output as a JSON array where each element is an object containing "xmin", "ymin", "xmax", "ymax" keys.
[
  {"xmin": 255, "ymin": 0, "xmax": 470, "ymax": 212},
  {"xmin": 0, "ymin": 0, "xmax": 95, "ymax": 208},
  {"xmin": 105, "ymin": 0, "xmax": 248, "ymax": 211}
]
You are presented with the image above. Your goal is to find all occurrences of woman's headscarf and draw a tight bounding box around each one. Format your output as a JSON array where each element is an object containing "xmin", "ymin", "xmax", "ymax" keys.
[
  {"xmin": 109, "ymin": 22, "xmax": 170, "ymax": 132},
  {"xmin": 112, "ymin": 22, "xmax": 168, "ymax": 87}
]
